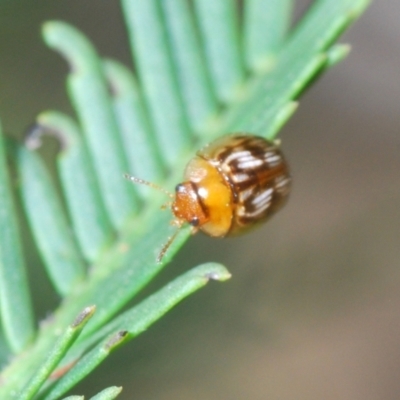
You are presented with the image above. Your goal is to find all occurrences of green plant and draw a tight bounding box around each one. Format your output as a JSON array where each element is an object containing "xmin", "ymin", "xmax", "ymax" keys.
[{"xmin": 0, "ymin": 0, "xmax": 370, "ymax": 398}]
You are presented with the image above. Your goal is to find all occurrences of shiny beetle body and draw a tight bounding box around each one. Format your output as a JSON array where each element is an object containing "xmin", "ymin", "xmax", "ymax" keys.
[
  {"xmin": 126, "ymin": 133, "xmax": 291, "ymax": 262},
  {"xmin": 172, "ymin": 134, "xmax": 291, "ymax": 237}
]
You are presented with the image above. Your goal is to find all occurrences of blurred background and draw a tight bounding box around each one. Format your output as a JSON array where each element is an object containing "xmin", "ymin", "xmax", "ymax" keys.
[{"xmin": 1, "ymin": 1, "xmax": 400, "ymax": 399}]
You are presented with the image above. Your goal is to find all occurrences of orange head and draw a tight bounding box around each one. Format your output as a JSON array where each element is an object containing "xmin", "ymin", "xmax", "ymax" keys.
[{"xmin": 172, "ymin": 182, "xmax": 208, "ymax": 229}]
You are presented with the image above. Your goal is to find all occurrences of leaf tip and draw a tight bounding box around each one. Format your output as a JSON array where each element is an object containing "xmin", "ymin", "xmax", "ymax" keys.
[
  {"xmin": 326, "ymin": 43, "xmax": 352, "ymax": 67},
  {"xmin": 202, "ymin": 263, "xmax": 231, "ymax": 282},
  {"xmin": 71, "ymin": 305, "xmax": 96, "ymax": 328},
  {"xmin": 41, "ymin": 20, "xmax": 65, "ymax": 46},
  {"xmin": 104, "ymin": 330, "xmax": 129, "ymax": 351}
]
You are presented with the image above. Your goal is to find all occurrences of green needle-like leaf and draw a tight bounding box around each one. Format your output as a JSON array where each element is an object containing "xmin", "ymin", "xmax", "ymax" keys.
[
  {"xmin": 85, "ymin": 262, "xmax": 230, "ymax": 350},
  {"xmin": 27, "ymin": 111, "xmax": 114, "ymax": 263},
  {"xmin": 89, "ymin": 386, "xmax": 122, "ymax": 400},
  {"xmin": 0, "ymin": 329, "xmax": 11, "ymax": 365},
  {"xmin": 225, "ymin": 53, "xmax": 327, "ymax": 137},
  {"xmin": 0, "ymin": 125, "xmax": 35, "ymax": 353},
  {"xmin": 325, "ymin": 43, "xmax": 351, "ymax": 67},
  {"xmin": 41, "ymin": 263, "xmax": 230, "ymax": 400},
  {"xmin": 19, "ymin": 306, "xmax": 95, "ymax": 400},
  {"xmin": 215, "ymin": 0, "xmax": 370, "ymax": 140},
  {"xmin": 244, "ymin": 0, "xmax": 293, "ymax": 71},
  {"xmin": 121, "ymin": 0, "xmax": 191, "ymax": 166},
  {"xmin": 161, "ymin": 0, "xmax": 217, "ymax": 135},
  {"xmin": 42, "ymin": 331, "xmax": 128, "ymax": 400},
  {"xmin": 16, "ymin": 144, "xmax": 85, "ymax": 295},
  {"xmin": 103, "ymin": 59, "xmax": 163, "ymax": 190},
  {"xmin": 67, "ymin": 215, "xmax": 191, "ymax": 338},
  {"xmin": 42, "ymin": 21, "xmax": 137, "ymax": 229},
  {"xmin": 193, "ymin": 0, "xmax": 244, "ymax": 103}
]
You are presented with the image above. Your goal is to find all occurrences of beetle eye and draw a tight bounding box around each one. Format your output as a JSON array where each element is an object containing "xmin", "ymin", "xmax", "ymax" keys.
[
  {"xmin": 190, "ymin": 217, "xmax": 199, "ymax": 227},
  {"xmin": 175, "ymin": 183, "xmax": 184, "ymax": 193}
]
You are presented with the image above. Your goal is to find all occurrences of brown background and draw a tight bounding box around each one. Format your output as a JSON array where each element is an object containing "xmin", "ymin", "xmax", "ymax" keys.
[{"xmin": 1, "ymin": 1, "xmax": 400, "ymax": 399}]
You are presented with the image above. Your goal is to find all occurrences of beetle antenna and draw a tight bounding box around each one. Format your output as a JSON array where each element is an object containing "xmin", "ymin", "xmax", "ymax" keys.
[
  {"xmin": 157, "ymin": 229, "xmax": 180, "ymax": 263},
  {"xmin": 124, "ymin": 173, "xmax": 174, "ymax": 199}
]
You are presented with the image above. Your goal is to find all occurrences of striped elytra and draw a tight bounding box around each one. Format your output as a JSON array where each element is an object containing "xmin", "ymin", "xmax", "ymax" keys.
[{"xmin": 126, "ymin": 133, "xmax": 291, "ymax": 261}]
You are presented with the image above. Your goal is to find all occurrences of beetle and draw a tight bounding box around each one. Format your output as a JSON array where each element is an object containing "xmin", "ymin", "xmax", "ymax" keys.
[{"xmin": 125, "ymin": 134, "xmax": 291, "ymax": 262}]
